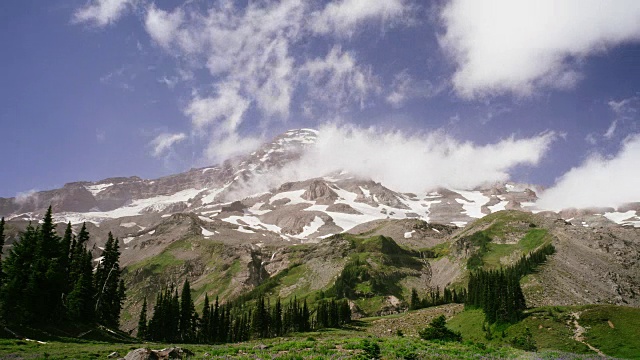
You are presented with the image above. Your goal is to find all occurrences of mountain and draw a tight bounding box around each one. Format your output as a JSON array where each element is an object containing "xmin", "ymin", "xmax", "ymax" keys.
[
  {"xmin": 1, "ymin": 129, "xmax": 639, "ymax": 333},
  {"xmin": 2, "ymin": 128, "xmax": 637, "ymax": 236}
]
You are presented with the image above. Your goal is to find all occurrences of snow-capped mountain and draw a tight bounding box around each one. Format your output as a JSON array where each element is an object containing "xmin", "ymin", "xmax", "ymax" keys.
[{"xmin": 1, "ymin": 128, "xmax": 639, "ymax": 243}]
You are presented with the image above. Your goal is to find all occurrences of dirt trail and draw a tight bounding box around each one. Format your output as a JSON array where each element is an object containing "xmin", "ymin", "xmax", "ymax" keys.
[{"xmin": 570, "ymin": 311, "xmax": 606, "ymax": 357}]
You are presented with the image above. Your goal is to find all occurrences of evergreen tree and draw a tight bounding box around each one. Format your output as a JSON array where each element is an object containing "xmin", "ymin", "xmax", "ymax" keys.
[
  {"xmin": 271, "ymin": 297, "xmax": 282, "ymax": 337},
  {"xmin": 0, "ymin": 217, "xmax": 5, "ymax": 287},
  {"xmin": 94, "ymin": 232, "xmax": 126, "ymax": 328},
  {"xmin": 410, "ymin": 288, "xmax": 421, "ymax": 310},
  {"xmin": 1, "ymin": 224, "xmax": 38, "ymax": 322},
  {"xmin": 137, "ymin": 298, "xmax": 148, "ymax": 340},
  {"xmin": 60, "ymin": 222, "xmax": 72, "ymax": 289},
  {"xmin": 66, "ymin": 224, "xmax": 94, "ymax": 323},
  {"xmin": 32, "ymin": 206, "xmax": 66, "ymax": 321},
  {"xmin": 179, "ymin": 279, "xmax": 196, "ymax": 342},
  {"xmin": 199, "ymin": 294, "xmax": 211, "ymax": 343},
  {"xmin": 419, "ymin": 315, "xmax": 462, "ymax": 342}
]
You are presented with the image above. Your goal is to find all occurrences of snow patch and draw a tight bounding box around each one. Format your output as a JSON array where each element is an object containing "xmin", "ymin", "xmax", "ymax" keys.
[
  {"xmin": 85, "ymin": 183, "xmax": 112, "ymax": 195},
  {"xmin": 236, "ymin": 226, "xmax": 255, "ymax": 234},
  {"xmin": 454, "ymin": 190, "xmax": 489, "ymax": 218},
  {"xmin": 488, "ymin": 201, "xmax": 509, "ymax": 213},
  {"xmin": 201, "ymin": 227, "xmax": 215, "ymax": 237},
  {"xmin": 294, "ymin": 216, "xmax": 324, "ymax": 239},
  {"xmin": 404, "ymin": 230, "xmax": 415, "ymax": 239}
]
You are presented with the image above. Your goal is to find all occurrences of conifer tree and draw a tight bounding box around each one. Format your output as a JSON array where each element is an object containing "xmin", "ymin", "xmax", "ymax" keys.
[
  {"xmin": 137, "ymin": 298, "xmax": 148, "ymax": 340},
  {"xmin": 94, "ymin": 232, "xmax": 126, "ymax": 328},
  {"xmin": 60, "ymin": 222, "xmax": 72, "ymax": 287},
  {"xmin": 1, "ymin": 224, "xmax": 38, "ymax": 322},
  {"xmin": 32, "ymin": 206, "xmax": 65, "ymax": 321},
  {"xmin": 0, "ymin": 217, "xmax": 5, "ymax": 287},
  {"xmin": 199, "ymin": 294, "xmax": 210, "ymax": 343},
  {"xmin": 179, "ymin": 279, "xmax": 196, "ymax": 342},
  {"xmin": 66, "ymin": 223, "xmax": 95, "ymax": 322},
  {"xmin": 410, "ymin": 288, "xmax": 421, "ymax": 310}
]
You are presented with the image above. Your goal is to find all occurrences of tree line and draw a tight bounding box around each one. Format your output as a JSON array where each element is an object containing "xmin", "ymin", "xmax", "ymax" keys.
[
  {"xmin": 0, "ymin": 208, "xmax": 125, "ymax": 328},
  {"xmin": 138, "ymin": 279, "xmax": 351, "ymax": 343},
  {"xmin": 466, "ymin": 243, "xmax": 555, "ymax": 324},
  {"xmin": 409, "ymin": 286, "xmax": 467, "ymax": 311}
]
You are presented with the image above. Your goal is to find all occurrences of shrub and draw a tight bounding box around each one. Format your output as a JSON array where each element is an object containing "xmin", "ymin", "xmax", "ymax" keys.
[
  {"xmin": 510, "ymin": 327, "xmax": 537, "ymax": 352},
  {"xmin": 360, "ymin": 338, "xmax": 381, "ymax": 359},
  {"xmin": 419, "ymin": 315, "xmax": 462, "ymax": 342}
]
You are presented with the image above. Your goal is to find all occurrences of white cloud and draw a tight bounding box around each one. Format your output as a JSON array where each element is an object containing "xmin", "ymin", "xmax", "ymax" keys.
[
  {"xmin": 537, "ymin": 134, "xmax": 640, "ymax": 210},
  {"xmin": 386, "ymin": 70, "xmax": 445, "ymax": 108},
  {"xmin": 150, "ymin": 132, "xmax": 187, "ymax": 157},
  {"xmin": 204, "ymin": 133, "xmax": 264, "ymax": 164},
  {"xmin": 603, "ymin": 120, "xmax": 618, "ymax": 139},
  {"xmin": 185, "ymin": 84, "xmax": 251, "ymax": 132},
  {"xmin": 144, "ymin": 5, "xmax": 184, "ymax": 50},
  {"xmin": 311, "ymin": 0, "xmax": 408, "ymax": 36},
  {"xmin": 137, "ymin": 0, "xmax": 411, "ymax": 164},
  {"xmin": 230, "ymin": 124, "xmax": 556, "ymax": 197},
  {"xmin": 439, "ymin": 0, "xmax": 640, "ymax": 98},
  {"xmin": 73, "ymin": 0, "xmax": 135, "ymax": 26},
  {"xmin": 301, "ymin": 46, "xmax": 379, "ymax": 110},
  {"xmin": 14, "ymin": 189, "xmax": 38, "ymax": 206}
]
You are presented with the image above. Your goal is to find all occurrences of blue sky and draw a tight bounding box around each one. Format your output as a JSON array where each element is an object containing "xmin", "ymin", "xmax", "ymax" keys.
[{"xmin": 1, "ymin": 0, "xmax": 639, "ymax": 209}]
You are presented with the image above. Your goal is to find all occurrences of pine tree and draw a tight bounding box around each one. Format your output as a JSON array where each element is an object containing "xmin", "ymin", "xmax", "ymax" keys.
[
  {"xmin": 410, "ymin": 288, "xmax": 421, "ymax": 310},
  {"xmin": 94, "ymin": 232, "xmax": 126, "ymax": 328},
  {"xmin": 1, "ymin": 224, "xmax": 38, "ymax": 322},
  {"xmin": 66, "ymin": 223, "xmax": 95, "ymax": 323},
  {"xmin": 137, "ymin": 298, "xmax": 148, "ymax": 340},
  {"xmin": 60, "ymin": 222, "xmax": 72, "ymax": 290},
  {"xmin": 271, "ymin": 297, "xmax": 282, "ymax": 337},
  {"xmin": 199, "ymin": 294, "xmax": 211, "ymax": 343},
  {"xmin": 33, "ymin": 206, "xmax": 65, "ymax": 321},
  {"xmin": 0, "ymin": 217, "xmax": 5, "ymax": 287},
  {"xmin": 179, "ymin": 279, "xmax": 196, "ymax": 342}
]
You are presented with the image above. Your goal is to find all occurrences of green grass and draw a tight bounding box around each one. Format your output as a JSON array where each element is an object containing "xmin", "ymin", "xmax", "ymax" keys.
[
  {"xmin": 465, "ymin": 227, "xmax": 552, "ymax": 270},
  {"xmin": 519, "ymin": 228, "xmax": 549, "ymax": 251},
  {"xmin": 0, "ymin": 332, "xmax": 525, "ymax": 360},
  {"xmin": 2, "ymin": 305, "xmax": 635, "ymax": 359},
  {"xmin": 579, "ymin": 305, "xmax": 640, "ymax": 359},
  {"xmin": 482, "ymin": 243, "xmax": 516, "ymax": 268},
  {"xmin": 418, "ymin": 242, "xmax": 450, "ymax": 259},
  {"xmin": 126, "ymin": 251, "xmax": 183, "ymax": 274},
  {"xmin": 448, "ymin": 305, "xmax": 640, "ymax": 359}
]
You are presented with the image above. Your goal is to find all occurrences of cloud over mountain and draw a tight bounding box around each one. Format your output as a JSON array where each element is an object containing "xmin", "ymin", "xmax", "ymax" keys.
[{"xmin": 537, "ymin": 134, "xmax": 640, "ymax": 210}]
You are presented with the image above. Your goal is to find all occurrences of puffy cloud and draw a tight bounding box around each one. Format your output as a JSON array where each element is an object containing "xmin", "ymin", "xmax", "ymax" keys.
[
  {"xmin": 73, "ymin": 0, "xmax": 136, "ymax": 26},
  {"xmin": 439, "ymin": 0, "xmax": 640, "ymax": 98},
  {"xmin": 231, "ymin": 124, "xmax": 556, "ymax": 197},
  {"xmin": 144, "ymin": 5, "xmax": 184, "ymax": 49},
  {"xmin": 537, "ymin": 134, "xmax": 640, "ymax": 210},
  {"xmin": 149, "ymin": 132, "xmax": 187, "ymax": 157},
  {"xmin": 311, "ymin": 0, "xmax": 408, "ymax": 36}
]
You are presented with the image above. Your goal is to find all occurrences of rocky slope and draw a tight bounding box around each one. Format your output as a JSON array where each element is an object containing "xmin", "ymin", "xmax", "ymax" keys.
[{"xmin": 1, "ymin": 129, "xmax": 639, "ymax": 333}]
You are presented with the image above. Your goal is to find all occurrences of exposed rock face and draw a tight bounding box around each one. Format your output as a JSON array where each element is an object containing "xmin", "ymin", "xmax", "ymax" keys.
[
  {"xmin": 326, "ymin": 203, "xmax": 362, "ymax": 214},
  {"xmin": 301, "ymin": 180, "xmax": 338, "ymax": 204}
]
